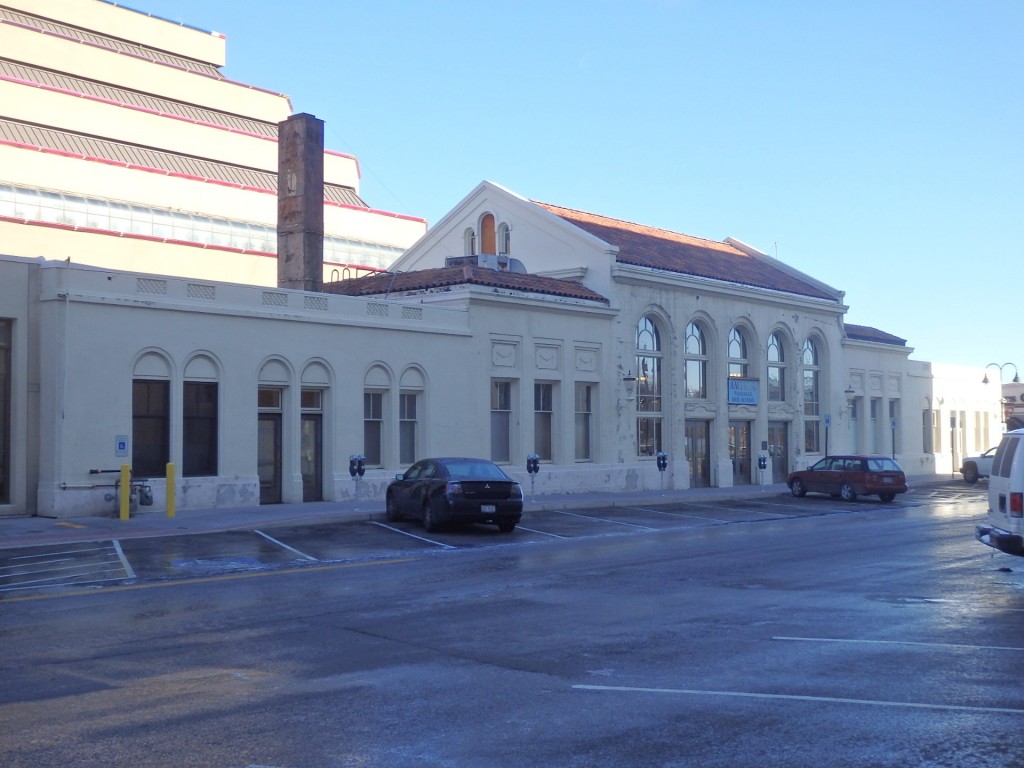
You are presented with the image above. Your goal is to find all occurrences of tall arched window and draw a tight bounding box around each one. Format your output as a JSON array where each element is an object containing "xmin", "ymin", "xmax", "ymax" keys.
[
  {"xmin": 480, "ymin": 213, "xmax": 496, "ymax": 254},
  {"xmin": 497, "ymin": 222, "xmax": 511, "ymax": 255},
  {"xmin": 802, "ymin": 338, "xmax": 821, "ymax": 452},
  {"xmin": 636, "ymin": 316, "xmax": 663, "ymax": 456},
  {"xmin": 728, "ymin": 328, "xmax": 748, "ymax": 378},
  {"xmin": 767, "ymin": 332, "xmax": 785, "ymax": 402},
  {"xmin": 464, "ymin": 228, "xmax": 476, "ymax": 256},
  {"xmin": 685, "ymin": 322, "xmax": 707, "ymax": 399}
]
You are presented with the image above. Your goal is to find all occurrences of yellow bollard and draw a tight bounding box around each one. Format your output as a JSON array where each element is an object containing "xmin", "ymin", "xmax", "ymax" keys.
[
  {"xmin": 119, "ymin": 464, "xmax": 131, "ymax": 521},
  {"xmin": 166, "ymin": 462, "xmax": 176, "ymax": 518}
]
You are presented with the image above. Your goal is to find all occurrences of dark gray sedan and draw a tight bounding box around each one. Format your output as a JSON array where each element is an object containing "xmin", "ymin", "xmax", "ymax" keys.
[{"xmin": 386, "ymin": 457, "xmax": 524, "ymax": 533}]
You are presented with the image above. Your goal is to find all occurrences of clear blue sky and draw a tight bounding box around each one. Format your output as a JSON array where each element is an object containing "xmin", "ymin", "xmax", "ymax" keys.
[{"xmin": 133, "ymin": 0, "xmax": 1022, "ymax": 375}]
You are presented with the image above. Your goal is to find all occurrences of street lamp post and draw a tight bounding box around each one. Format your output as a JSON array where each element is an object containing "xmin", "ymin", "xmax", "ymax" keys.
[
  {"xmin": 983, "ymin": 363, "xmax": 1020, "ymax": 433},
  {"xmin": 982, "ymin": 363, "xmax": 1020, "ymax": 385}
]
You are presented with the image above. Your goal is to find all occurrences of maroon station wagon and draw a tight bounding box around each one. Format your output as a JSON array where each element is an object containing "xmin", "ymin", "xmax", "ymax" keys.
[{"xmin": 786, "ymin": 455, "xmax": 908, "ymax": 502}]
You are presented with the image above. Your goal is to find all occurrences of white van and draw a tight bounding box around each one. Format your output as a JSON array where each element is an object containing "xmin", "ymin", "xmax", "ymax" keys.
[{"xmin": 976, "ymin": 428, "xmax": 1024, "ymax": 557}]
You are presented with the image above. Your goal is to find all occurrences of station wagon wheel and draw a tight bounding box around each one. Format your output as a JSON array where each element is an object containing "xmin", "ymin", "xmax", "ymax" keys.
[
  {"xmin": 839, "ymin": 482, "xmax": 857, "ymax": 502},
  {"xmin": 385, "ymin": 493, "xmax": 401, "ymax": 522},
  {"xmin": 422, "ymin": 500, "xmax": 439, "ymax": 533},
  {"xmin": 790, "ymin": 478, "xmax": 806, "ymax": 497},
  {"xmin": 879, "ymin": 492, "xmax": 896, "ymax": 503}
]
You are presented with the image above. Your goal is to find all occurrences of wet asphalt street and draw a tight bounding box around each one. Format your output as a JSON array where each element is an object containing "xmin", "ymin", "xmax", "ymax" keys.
[{"xmin": 1, "ymin": 483, "xmax": 1022, "ymax": 767}]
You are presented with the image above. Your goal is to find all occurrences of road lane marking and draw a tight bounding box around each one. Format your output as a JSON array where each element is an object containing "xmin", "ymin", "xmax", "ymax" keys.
[
  {"xmin": 112, "ymin": 539, "xmax": 136, "ymax": 579},
  {"xmin": 572, "ymin": 684, "xmax": 1024, "ymax": 714},
  {"xmin": 773, "ymin": 636, "xmax": 1024, "ymax": 653},
  {"xmin": 369, "ymin": 521, "xmax": 456, "ymax": 549},
  {"xmin": 254, "ymin": 530, "xmax": 318, "ymax": 561}
]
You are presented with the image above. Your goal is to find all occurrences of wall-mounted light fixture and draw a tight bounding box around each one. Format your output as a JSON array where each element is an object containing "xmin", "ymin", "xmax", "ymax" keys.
[
  {"xmin": 623, "ymin": 370, "xmax": 637, "ymax": 400},
  {"xmin": 983, "ymin": 362, "xmax": 1020, "ymax": 384}
]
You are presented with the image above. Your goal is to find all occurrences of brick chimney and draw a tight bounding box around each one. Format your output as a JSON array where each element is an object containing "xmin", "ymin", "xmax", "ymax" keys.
[{"xmin": 277, "ymin": 113, "xmax": 324, "ymax": 292}]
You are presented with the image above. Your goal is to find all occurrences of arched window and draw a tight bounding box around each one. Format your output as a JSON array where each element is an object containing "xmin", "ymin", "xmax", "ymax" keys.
[
  {"xmin": 728, "ymin": 328, "xmax": 748, "ymax": 378},
  {"xmin": 685, "ymin": 322, "xmax": 707, "ymax": 399},
  {"xmin": 497, "ymin": 222, "xmax": 511, "ymax": 255},
  {"xmin": 767, "ymin": 332, "xmax": 785, "ymax": 402},
  {"xmin": 480, "ymin": 213, "xmax": 496, "ymax": 254},
  {"xmin": 802, "ymin": 338, "xmax": 821, "ymax": 452},
  {"xmin": 464, "ymin": 228, "xmax": 476, "ymax": 256},
  {"xmin": 636, "ymin": 316, "xmax": 663, "ymax": 456}
]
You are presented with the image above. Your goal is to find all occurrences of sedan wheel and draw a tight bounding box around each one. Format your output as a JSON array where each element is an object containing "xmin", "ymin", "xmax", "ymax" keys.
[
  {"xmin": 498, "ymin": 522, "xmax": 516, "ymax": 533},
  {"xmin": 879, "ymin": 492, "xmax": 896, "ymax": 503},
  {"xmin": 962, "ymin": 464, "xmax": 979, "ymax": 484},
  {"xmin": 385, "ymin": 494, "xmax": 401, "ymax": 522},
  {"xmin": 422, "ymin": 501, "xmax": 439, "ymax": 533},
  {"xmin": 840, "ymin": 482, "xmax": 857, "ymax": 502},
  {"xmin": 790, "ymin": 478, "xmax": 806, "ymax": 497}
]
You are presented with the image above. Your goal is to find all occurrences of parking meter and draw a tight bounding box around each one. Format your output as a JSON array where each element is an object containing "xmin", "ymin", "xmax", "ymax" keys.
[
  {"xmin": 757, "ymin": 454, "xmax": 768, "ymax": 471},
  {"xmin": 656, "ymin": 451, "xmax": 668, "ymax": 471},
  {"xmin": 526, "ymin": 454, "xmax": 540, "ymax": 500},
  {"xmin": 349, "ymin": 454, "xmax": 366, "ymax": 500}
]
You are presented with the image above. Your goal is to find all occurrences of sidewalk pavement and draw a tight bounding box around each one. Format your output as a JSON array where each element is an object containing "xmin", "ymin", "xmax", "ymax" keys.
[{"xmin": 0, "ymin": 475, "xmax": 958, "ymax": 550}]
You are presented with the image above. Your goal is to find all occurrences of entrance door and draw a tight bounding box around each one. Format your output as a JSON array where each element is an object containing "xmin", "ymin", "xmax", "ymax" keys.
[
  {"xmin": 729, "ymin": 420, "xmax": 752, "ymax": 485},
  {"xmin": 301, "ymin": 413, "xmax": 322, "ymax": 502},
  {"xmin": 768, "ymin": 421, "xmax": 789, "ymax": 483},
  {"xmin": 258, "ymin": 413, "xmax": 282, "ymax": 504},
  {"xmin": 686, "ymin": 421, "xmax": 711, "ymax": 488}
]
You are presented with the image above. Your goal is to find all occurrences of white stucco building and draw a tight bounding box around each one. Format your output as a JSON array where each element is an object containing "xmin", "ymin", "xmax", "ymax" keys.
[{"xmin": 0, "ymin": 3, "xmax": 1004, "ymax": 519}]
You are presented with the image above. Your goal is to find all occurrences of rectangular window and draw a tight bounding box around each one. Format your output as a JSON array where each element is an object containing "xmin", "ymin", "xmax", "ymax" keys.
[
  {"xmin": 364, "ymin": 391, "xmax": 384, "ymax": 466},
  {"xmin": 932, "ymin": 410, "xmax": 942, "ymax": 453},
  {"xmin": 183, "ymin": 382, "xmax": 218, "ymax": 477},
  {"xmin": 767, "ymin": 364, "xmax": 784, "ymax": 402},
  {"xmin": 575, "ymin": 383, "xmax": 593, "ymax": 462},
  {"xmin": 491, "ymin": 380, "xmax": 512, "ymax": 463},
  {"xmin": 889, "ymin": 400, "xmax": 900, "ymax": 454},
  {"xmin": 638, "ymin": 356, "xmax": 663, "ymax": 456},
  {"xmin": 922, "ymin": 409, "xmax": 933, "ymax": 454},
  {"xmin": 869, "ymin": 398, "xmax": 879, "ymax": 454},
  {"xmin": 686, "ymin": 359, "xmax": 706, "ymax": 399},
  {"xmin": 802, "ymin": 369, "xmax": 819, "ymax": 453},
  {"xmin": 133, "ymin": 379, "xmax": 169, "ymax": 477},
  {"xmin": 534, "ymin": 382, "xmax": 553, "ymax": 461},
  {"xmin": 400, "ymin": 392, "xmax": 418, "ymax": 465},
  {"xmin": 0, "ymin": 320, "xmax": 10, "ymax": 504}
]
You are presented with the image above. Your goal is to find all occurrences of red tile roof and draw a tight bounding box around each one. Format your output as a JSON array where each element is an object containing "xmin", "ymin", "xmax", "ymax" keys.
[
  {"xmin": 534, "ymin": 202, "xmax": 840, "ymax": 301},
  {"xmin": 325, "ymin": 264, "xmax": 609, "ymax": 304}
]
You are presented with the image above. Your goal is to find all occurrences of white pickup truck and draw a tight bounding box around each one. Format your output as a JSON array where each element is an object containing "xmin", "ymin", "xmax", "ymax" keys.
[{"xmin": 961, "ymin": 447, "xmax": 998, "ymax": 484}]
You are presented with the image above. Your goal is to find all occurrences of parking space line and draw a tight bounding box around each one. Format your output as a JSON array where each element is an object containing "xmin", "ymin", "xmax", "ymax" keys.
[
  {"xmin": 254, "ymin": 530, "xmax": 318, "ymax": 561},
  {"xmin": 773, "ymin": 636, "xmax": 1024, "ymax": 653},
  {"xmin": 631, "ymin": 505, "xmax": 775, "ymax": 522},
  {"xmin": 517, "ymin": 525, "xmax": 567, "ymax": 539},
  {"xmin": 112, "ymin": 540, "xmax": 136, "ymax": 580},
  {"xmin": 635, "ymin": 507, "xmax": 731, "ymax": 523},
  {"xmin": 557, "ymin": 510, "xmax": 656, "ymax": 530},
  {"xmin": 369, "ymin": 521, "xmax": 456, "ymax": 549},
  {"xmin": 572, "ymin": 684, "xmax": 1024, "ymax": 714}
]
